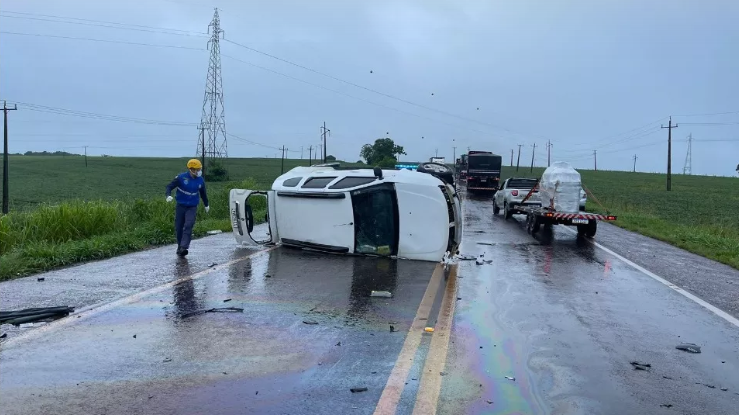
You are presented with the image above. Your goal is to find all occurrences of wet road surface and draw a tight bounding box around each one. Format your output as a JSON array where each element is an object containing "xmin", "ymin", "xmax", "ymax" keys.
[{"xmin": 2, "ymin": 191, "xmax": 739, "ymax": 414}]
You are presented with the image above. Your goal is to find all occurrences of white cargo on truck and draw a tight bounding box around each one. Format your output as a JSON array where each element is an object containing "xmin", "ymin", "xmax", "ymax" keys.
[
  {"xmin": 539, "ymin": 161, "xmax": 582, "ymax": 213},
  {"xmin": 229, "ymin": 164, "xmax": 462, "ymax": 262}
]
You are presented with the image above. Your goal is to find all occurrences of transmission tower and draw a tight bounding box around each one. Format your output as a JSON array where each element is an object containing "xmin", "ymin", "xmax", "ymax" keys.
[
  {"xmin": 683, "ymin": 133, "xmax": 692, "ymax": 175},
  {"xmin": 196, "ymin": 8, "xmax": 228, "ymax": 167}
]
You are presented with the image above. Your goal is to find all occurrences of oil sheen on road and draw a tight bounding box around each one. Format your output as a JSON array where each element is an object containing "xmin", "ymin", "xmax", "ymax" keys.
[
  {"xmin": 438, "ymin": 191, "xmax": 739, "ymax": 415},
  {"xmin": 0, "ymin": 247, "xmax": 442, "ymax": 415}
]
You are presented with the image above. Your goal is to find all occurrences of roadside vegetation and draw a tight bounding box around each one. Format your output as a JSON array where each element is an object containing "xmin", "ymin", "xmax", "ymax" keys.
[
  {"xmin": 1, "ymin": 156, "xmax": 736, "ymax": 280},
  {"xmin": 500, "ymin": 166, "xmax": 739, "ymax": 270}
]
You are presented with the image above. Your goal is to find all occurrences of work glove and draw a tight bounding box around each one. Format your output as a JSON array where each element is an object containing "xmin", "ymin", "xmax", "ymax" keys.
[
  {"xmin": 205, "ymin": 206, "xmax": 210, "ymax": 213},
  {"xmin": 166, "ymin": 196, "xmax": 173, "ymax": 203}
]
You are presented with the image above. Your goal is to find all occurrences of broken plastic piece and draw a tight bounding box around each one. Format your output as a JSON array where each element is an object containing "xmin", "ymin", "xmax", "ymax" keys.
[
  {"xmin": 350, "ymin": 387, "xmax": 368, "ymax": 393},
  {"xmin": 424, "ymin": 327, "xmax": 434, "ymax": 333},
  {"xmin": 505, "ymin": 376, "xmax": 515, "ymax": 381},
  {"xmin": 370, "ymin": 290, "xmax": 392, "ymax": 298},
  {"xmin": 676, "ymin": 343, "xmax": 701, "ymax": 353},
  {"xmin": 630, "ymin": 361, "xmax": 651, "ymax": 371},
  {"xmin": 206, "ymin": 230, "xmax": 223, "ymax": 235}
]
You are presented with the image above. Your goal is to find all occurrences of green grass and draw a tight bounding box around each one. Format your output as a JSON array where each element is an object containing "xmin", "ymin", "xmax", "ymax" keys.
[
  {"xmin": 0, "ymin": 156, "xmax": 737, "ymax": 279},
  {"xmin": 499, "ymin": 166, "xmax": 739, "ymax": 269}
]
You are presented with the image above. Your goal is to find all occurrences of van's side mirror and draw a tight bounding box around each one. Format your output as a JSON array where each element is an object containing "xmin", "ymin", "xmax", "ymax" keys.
[{"xmin": 374, "ymin": 167, "xmax": 383, "ymax": 180}]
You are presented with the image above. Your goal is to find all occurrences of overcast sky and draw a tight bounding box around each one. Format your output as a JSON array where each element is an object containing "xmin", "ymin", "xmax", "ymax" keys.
[{"xmin": 1, "ymin": 0, "xmax": 738, "ymax": 176}]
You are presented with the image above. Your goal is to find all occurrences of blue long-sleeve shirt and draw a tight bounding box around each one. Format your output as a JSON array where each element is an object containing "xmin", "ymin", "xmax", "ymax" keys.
[{"xmin": 166, "ymin": 172, "xmax": 209, "ymax": 207}]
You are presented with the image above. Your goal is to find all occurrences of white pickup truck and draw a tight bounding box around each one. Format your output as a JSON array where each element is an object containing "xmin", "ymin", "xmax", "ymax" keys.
[{"xmin": 493, "ymin": 177, "xmax": 542, "ymax": 219}]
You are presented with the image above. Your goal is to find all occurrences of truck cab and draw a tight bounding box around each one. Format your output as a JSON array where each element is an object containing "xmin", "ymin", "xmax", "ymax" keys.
[{"xmin": 229, "ymin": 164, "xmax": 462, "ymax": 262}]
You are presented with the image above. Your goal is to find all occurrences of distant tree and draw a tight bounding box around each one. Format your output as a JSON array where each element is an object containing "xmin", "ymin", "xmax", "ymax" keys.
[
  {"xmin": 360, "ymin": 138, "xmax": 406, "ymax": 166},
  {"xmin": 326, "ymin": 155, "xmax": 336, "ymax": 161},
  {"xmin": 356, "ymin": 160, "xmax": 364, "ymax": 164},
  {"xmin": 377, "ymin": 157, "xmax": 398, "ymax": 168}
]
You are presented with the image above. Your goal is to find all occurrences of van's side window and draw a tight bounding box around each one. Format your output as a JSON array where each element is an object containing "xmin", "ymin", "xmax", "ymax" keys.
[
  {"xmin": 282, "ymin": 177, "xmax": 303, "ymax": 187},
  {"xmin": 329, "ymin": 177, "xmax": 376, "ymax": 189},
  {"xmin": 302, "ymin": 177, "xmax": 337, "ymax": 188}
]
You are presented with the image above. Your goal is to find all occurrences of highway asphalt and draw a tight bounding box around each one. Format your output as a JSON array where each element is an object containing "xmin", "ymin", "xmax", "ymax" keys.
[{"xmin": 1, "ymin": 190, "xmax": 738, "ymax": 415}]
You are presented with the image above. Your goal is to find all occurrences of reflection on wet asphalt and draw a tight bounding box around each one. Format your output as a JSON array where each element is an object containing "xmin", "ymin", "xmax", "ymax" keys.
[
  {"xmin": 2, "ymin": 191, "xmax": 739, "ymax": 415},
  {"xmin": 440, "ymin": 191, "xmax": 739, "ymax": 415}
]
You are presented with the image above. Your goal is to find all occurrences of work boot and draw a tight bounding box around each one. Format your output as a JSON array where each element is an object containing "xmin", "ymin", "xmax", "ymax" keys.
[{"xmin": 176, "ymin": 246, "xmax": 187, "ymax": 257}]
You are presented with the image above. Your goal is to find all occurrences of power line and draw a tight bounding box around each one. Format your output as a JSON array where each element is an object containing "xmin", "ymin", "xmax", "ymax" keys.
[
  {"xmin": 0, "ymin": 30, "xmax": 205, "ymax": 51},
  {"xmin": 5, "ymin": 101, "xmax": 197, "ymax": 126},
  {"xmin": 0, "ymin": 12, "xmax": 208, "ymax": 37}
]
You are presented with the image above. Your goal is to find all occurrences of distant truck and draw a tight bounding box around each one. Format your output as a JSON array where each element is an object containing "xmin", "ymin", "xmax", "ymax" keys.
[
  {"xmin": 429, "ymin": 157, "xmax": 446, "ymax": 164},
  {"xmin": 456, "ymin": 151, "xmax": 502, "ymax": 192}
]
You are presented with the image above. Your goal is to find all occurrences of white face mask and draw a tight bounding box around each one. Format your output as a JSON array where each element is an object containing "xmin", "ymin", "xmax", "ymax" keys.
[{"xmin": 196, "ymin": 170, "xmax": 202, "ymax": 177}]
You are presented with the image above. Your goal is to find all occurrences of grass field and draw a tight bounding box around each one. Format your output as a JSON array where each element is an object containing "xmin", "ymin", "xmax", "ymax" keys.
[{"xmin": 1, "ymin": 156, "xmax": 737, "ymax": 280}]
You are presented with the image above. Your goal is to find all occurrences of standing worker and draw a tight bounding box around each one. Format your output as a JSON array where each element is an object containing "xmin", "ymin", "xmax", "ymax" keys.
[{"xmin": 166, "ymin": 159, "xmax": 210, "ymax": 257}]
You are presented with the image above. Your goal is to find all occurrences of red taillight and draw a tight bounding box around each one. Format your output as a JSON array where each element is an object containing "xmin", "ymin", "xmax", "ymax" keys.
[
  {"xmin": 511, "ymin": 190, "xmax": 519, "ymax": 196},
  {"xmin": 607, "ymin": 215, "xmax": 617, "ymax": 220}
]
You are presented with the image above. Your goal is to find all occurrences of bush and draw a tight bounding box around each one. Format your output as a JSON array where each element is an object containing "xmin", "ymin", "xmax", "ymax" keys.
[{"xmin": 204, "ymin": 158, "xmax": 230, "ymax": 182}]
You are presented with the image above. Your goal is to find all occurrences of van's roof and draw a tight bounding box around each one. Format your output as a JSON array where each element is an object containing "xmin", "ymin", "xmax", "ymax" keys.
[{"xmin": 271, "ymin": 164, "xmax": 445, "ymax": 191}]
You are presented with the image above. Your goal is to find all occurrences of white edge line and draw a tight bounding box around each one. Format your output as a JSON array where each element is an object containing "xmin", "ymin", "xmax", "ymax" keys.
[
  {"xmin": 561, "ymin": 226, "xmax": 739, "ymax": 328},
  {"xmin": 1, "ymin": 246, "xmax": 277, "ymax": 348}
]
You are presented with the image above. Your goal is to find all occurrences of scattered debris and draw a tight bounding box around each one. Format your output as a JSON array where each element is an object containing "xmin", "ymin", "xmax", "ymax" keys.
[
  {"xmin": 37, "ymin": 277, "xmax": 45, "ymax": 282},
  {"xmin": 456, "ymin": 297, "xmax": 462, "ymax": 301},
  {"xmin": 163, "ymin": 358, "xmax": 172, "ymax": 363},
  {"xmin": 704, "ymin": 384, "xmax": 716, "ymax": 389},
  {"xmin": 133, "ymin": 334, "xmax": 137, "ymax": 339},
  {"xmin": 424, "ymin": 327, "xmax": 434, "ymax": 333},
  {"xmin": 390, "ymin": 325, "xmax": 396, "ymax": 332},
  {"xmin": 0, "ymin": 306, "xmax": 75, "ymax": 326},
  {"xmin": 265, "ymin": 274, "xmax": 272, "ymax": 278},
  {"xmin": 350, "ymin": 387, "xmax": 368, "ymax": 393},
  {"xmin": 662, "ymin": 376, "xmax": 673, "ymax": 380},
  {"xmin": 208, "ymin": 263, "xmax": 218, "ymax": 268},
  {"xmin": 505, "ymin": 376, "xmax": 516, "ymax": 381},
  {"xmin": 660, "ymin": 404, "xmax": 673, "ymax": 408},
  {"xmin": 256, "ymin": 391, "xmax": 259, "ymax": 395},
  {"xmin": 676, "ymin": 343, "xmax": 701, "ymax": 354},
  {"xmin": 630, "ymin": 361, "xmax": 651, "ymax": 371},
  {"xmin": 370, "ymin": 291, "xmax": 392, "ymax": 298},
  {"xmin": 456, "ymin": 254, "xmax": 476, "ymax": 261},
  {"xmin": 440, "ymin": 372, "xmax": 447, "ymax": 376},
  {"xmin": 486, "ymin": 400, "xmax": 493, "ymax": 405},
  {"xmin": 0, "ymin": 333, "xmax": 6, "ymax": 339},
  {"xmin": 206, "ymin": 230, "xmax": 222, "ymax": 235},
  {"xmin": 223, "ymin": 298, "xmax": 232, "ymax": 303},
  {"xmin": 181, "ymin": 307, "xmax": 244, "ymax": 319},
  {"xmin": 336, "ymin": 342, "xmax": 341, "ymax": 346},
  {"xmin": 721, "ymin": 387, "xmax": 728, "ymax": 391},
  {"xmin": 303, "ymin": 320, "xmax": 319, "ymax": 325}
]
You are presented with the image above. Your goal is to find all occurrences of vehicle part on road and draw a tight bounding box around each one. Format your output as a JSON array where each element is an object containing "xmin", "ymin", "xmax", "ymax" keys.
[
  {"xmin": 302, "ymin": 320, "xmax": 319, "ymax": 325},
  {"xmin": 370, "ymin": 290, "xmax": 393, "ymax": 298},
  {"xmin": 350, "ymin": 387, "xmax": 368, "ymax": 393},
  {"xmin": 424, "ymin": 327, "xmax": 434, "ymax": 332},
  {"xmin": 37, "ymin": 277, "xmax": 45, "ymax": 282},
  {"xmin": 676, "ymin": 343, "xmax": 702, "ymax": 353},
  {"xmin": 180, "ymin": 307, "xmax": 244, "ymax": 318},
  {"xmin": 229, "ymin": 164, "xmax": 463, "ymax": 262},
  {"xmin": 0, "ymin": 306, "xmax": 74, "ymax": 326},
  {"xmin": 630, "ymin": 361, "xmax": 652, "ymax": 371},
  {"xmin": 505, "ymin": 376, "xmax": 516, "ymax": 381}
]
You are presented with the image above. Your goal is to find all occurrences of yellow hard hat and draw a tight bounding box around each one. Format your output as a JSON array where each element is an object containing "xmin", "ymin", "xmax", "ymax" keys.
[{"xmin": 187, "ymin": 159, "xmax": 202, "ymax": 169}]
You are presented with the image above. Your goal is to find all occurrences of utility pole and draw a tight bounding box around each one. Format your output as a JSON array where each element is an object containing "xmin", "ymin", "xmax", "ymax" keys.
[
  {"xmin": 633, "ymin": 154, "xmax": 638, "ymax": 172},
  {"xmin": 593, "ymin": 150, "xmax": 597, "ymax": 171},
  {"xmin": 320, "ymin": 122, "xmax": 330, "ymax": 163},
  {"xmin": 2, "ymin": 101, "xmax": 18, "ymax": 214},
  {"xmin": 198, "ymin": 124, "xmax": 206, "ymax": 175},
  {"xmin": 516, "ymin": 144, "xmax": 522, "ymax": 171},
  {"xmin": 546, "ymin": 140, "xmax": 552, "ymax": 167},
  {"xmin": 661, "ymin": 116, "xmax": 678, "ymax": 191},
  {"xmin": 308, "ymin": 145, "xmax": 313, "ymax": 166},
  {"xmin": 530, "ymin": 143, "xmax": 537, "ymax": 173},
  {"xmin": 280, "ymin": 146, "xmax": 286, "ymax": 174},
  {"xmin": 435, "ymin": 148, "xmax": 438, "ymax": 157},
  {"xmin": 301, "ymin": 146, "xmax": 304, "ymax": 160},
  {"xmin": 84, "ymin": 146, "xmax": 88, "ymax": 168},
  {"xmin": 683, "ymin": 133, "xmax": 692, "ymax": 175},
  {"xmin": 510, "ymin": 149, "xmax": 514, "ymax": 167}
]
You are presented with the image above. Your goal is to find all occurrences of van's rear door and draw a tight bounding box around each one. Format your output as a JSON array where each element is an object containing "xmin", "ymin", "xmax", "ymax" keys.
[{"xmin": 229, "ymin": 189, "xmax": 278, "ymax": 245}]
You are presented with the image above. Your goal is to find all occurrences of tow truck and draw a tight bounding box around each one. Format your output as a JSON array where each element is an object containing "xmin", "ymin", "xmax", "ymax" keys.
[{"xmin": 514, "ymin": 162, "xmax": 617, "ymax": 238}]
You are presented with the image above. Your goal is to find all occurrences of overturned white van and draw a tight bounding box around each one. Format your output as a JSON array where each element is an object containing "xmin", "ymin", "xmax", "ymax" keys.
[{"xmin": 229, "ymin": 163, "xmax": 462, "ymax": 262}]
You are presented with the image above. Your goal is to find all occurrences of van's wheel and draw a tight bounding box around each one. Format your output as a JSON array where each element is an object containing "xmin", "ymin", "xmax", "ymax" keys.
[
  {"xmin": 493, "ymin": 201, "xmax": 500, "ymax": 215},
  {"xmin": 504, "ymin": 202, "xmax": 512, "ymax": 220}
]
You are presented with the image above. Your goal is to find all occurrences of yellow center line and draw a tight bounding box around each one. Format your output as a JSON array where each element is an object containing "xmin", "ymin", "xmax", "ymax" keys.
[
  {"xmin": 412, "ymin": 263, "xmax": 459, "ymax": 415},
  {"xmin": 373, "ymin": 262, "xmax": 447, "ymax": 415},
  {"xmin": 2, "ymin": 246, "xmax": 278, "ymax": 348}
]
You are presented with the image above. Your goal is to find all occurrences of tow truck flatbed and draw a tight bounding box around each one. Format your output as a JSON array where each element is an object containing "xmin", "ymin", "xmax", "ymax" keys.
[{"xmin": 514, "ymin": 178, "xmax": 617, "ymax": 238}]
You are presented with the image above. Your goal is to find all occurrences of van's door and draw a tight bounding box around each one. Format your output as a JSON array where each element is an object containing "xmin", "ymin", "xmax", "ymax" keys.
[{"xmin": 229, "ymin": 189, "xmax": 279, "ymax": 245}]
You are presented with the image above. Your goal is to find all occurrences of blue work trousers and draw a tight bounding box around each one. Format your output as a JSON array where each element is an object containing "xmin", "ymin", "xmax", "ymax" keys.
[{"xmin": 175, "ymin": 204, "xmax": 198, "ymax": 249}]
